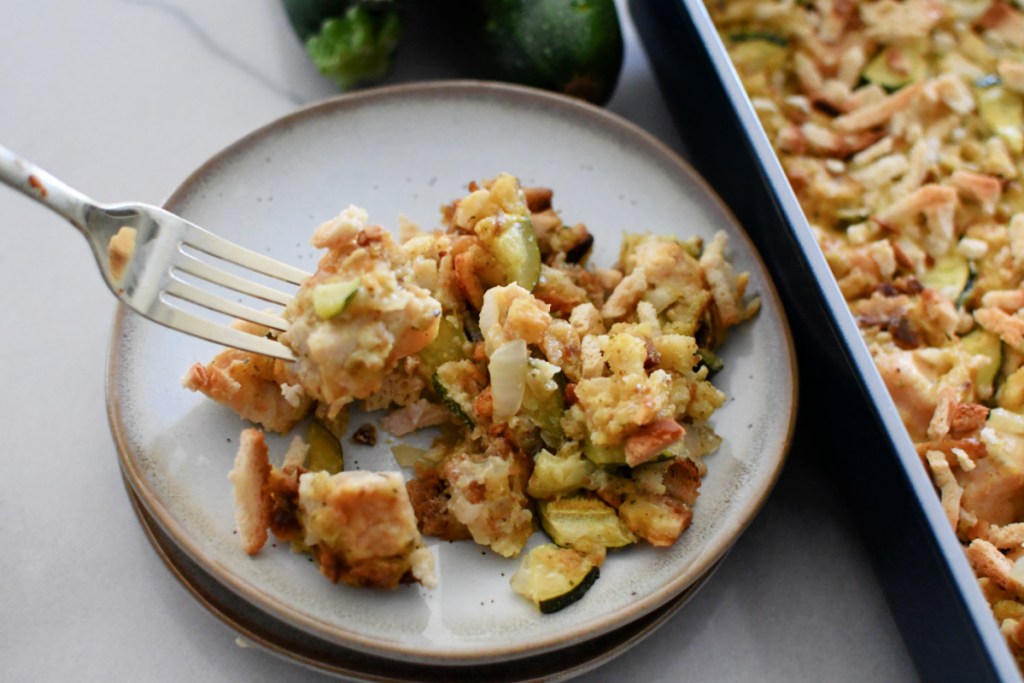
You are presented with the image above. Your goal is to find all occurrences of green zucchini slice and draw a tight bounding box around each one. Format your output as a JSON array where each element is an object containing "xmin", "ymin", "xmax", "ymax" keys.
[
  {"xmin": 862, "ymin": 45, "xmax": 926, "ymax": 91},
  {"xmin": 919, "ymin": 252, "xmax": 971, "ymax": 303},
  {"xmin": 528, "ymin": 449, "xmax": 597, "ymax": 499},
  {"xmin": 695, "ymin": 348, "xmax": 724, "ymax": 376},
  {"xmin": 521, "ymin": 360, "xmax": 566, "ymax": 449},
  {"xmin": 312, "ymin": 278, "xmax": 360, "ymax": 320},
  {"xmin": 418, "ymin": 315, "xmax": 469, "ymax": 377},
  {"xmin": 493, "ymin": 215, "xmax": 542, "ymax": 291},
  {"xmin": 510, "ymin": 543, "xmax": 600, "ymax": 614},
  {"xmin": 962, "ymin": 328, "xmax": 1002, "ymax": 397},
  {"xmin": 582, "ymin": 440, "xmax": 626, "ymax": 467},
  {"xmin": 729, "ymin": 39, "xmax": 788, "ymax": 73},
  {"xmin": 978, "ymin": 86, "xmax": 1024, "ymax": 154},
  {"xmin": 432, "ymin": 360, "xmax": 479, "ymax": 428},
  {"xmin": 305, "ymin": 420, "xmax": 344, "ymax": 474},
  {"xmin": 538, "ymin": 495, "xmax": 636, "ymax": 549}
]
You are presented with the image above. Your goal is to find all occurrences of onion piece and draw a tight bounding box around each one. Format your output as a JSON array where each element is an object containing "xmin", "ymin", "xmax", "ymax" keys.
[
  {"xmin": 489, "ymin": 339, "xmax": 528, "ymax": 422},
  {"xmin": 392, "ymin": 444, "xmax": 428, "ymax": 468}
]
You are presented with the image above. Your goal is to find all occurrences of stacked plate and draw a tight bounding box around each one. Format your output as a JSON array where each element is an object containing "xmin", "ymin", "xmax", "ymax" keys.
[{"xmin": 106, "ymin": 82, "xmax": 796, "ymax": 680}]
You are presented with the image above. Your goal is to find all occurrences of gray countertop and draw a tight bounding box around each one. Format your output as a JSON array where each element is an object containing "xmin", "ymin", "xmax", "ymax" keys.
[{"xmin": 0, "ymin": 1, "xmax": 916, "ymax": 680}]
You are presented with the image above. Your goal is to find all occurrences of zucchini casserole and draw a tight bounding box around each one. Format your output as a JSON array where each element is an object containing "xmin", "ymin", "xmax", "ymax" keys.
[
  {"xmin": 183, "ymin": 174, "xmax": 757, "ymax": 612},
  {"xmin": 709, "ymin": 0, "xmax": 1024, "ymax": 665}
]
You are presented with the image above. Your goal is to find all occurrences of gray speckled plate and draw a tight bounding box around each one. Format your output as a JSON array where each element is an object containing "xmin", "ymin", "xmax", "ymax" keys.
[
  {"xmin": 107, "ymin": 81, "xmax": 796, "ymax": 666},
  {"xmin": 124, "ymin": 476, "xmax": 723, "ymax": 682}
]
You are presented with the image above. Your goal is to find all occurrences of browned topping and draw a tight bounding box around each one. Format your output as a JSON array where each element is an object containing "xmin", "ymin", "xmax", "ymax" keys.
[
  {"xmin": 267, "ymin": 465, "xmax": 303, "ymax": 541},
  {"xmin": 564, "ymin": 382, "xmax": 578, "ymax": 406},
  {"xmin": 708, "ymin": 0, "xmax": 1024, "ymax": 665},
  {"xmin": 473, "ymin": 386, "xmax": 494, "ymax": 420},
  {"xmin": 623, "ymin": 419, "xmax": 685, "ymax": 467},
  {"xmin": 523, "ymin": 187, "xmax": 553, "ymax": 213},
  {"xmin": 643, "ymin": 338, "xmax": 662, "ymax": 371},
  {"xmin": 665, "ymin": 458, "xmax": 703, "ymax": 507},
  {"xmin": 406, "ymin": 464, "xmax": 472, "ymax": 541},
  {"xmin": 891, "ymin": 317, "xmax": 923, "ymax": 349},
  {"xmin": 949, "ymin": 403, "xmax": 990, "ymax": 437}
]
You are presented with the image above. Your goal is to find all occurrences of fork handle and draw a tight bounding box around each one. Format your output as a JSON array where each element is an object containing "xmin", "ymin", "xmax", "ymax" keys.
[{"xmin": 0, "ymin": 144, "xmax": 97, "ymax": 232}]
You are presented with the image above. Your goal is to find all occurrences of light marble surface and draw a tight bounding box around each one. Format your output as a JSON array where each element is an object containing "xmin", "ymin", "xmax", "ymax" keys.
[{"xmin": 0, "ymin": 1, "xmax": 916, "ymax": 681}]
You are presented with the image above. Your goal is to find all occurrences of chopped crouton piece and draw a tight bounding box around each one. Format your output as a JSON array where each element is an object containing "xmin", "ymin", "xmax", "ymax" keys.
[
  {"xmin": 968, "ymin": 539, "xmax": 1024, "ymax": 598},
  {"xmin": 228, "ymin": 429, "xmax": 272, "ymax": 555},
  {"xmin": 926, "ymin": 449, "xmax": 963, "ymax": 531},
  {"xmin": 299, "ymin": 470, "xmax": 436, "ymax": 589}
]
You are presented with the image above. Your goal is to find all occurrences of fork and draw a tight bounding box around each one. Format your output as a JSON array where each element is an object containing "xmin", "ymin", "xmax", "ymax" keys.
[{"xmin": 0, "ymin": 145, "xmax": 309, "ymax": 361}]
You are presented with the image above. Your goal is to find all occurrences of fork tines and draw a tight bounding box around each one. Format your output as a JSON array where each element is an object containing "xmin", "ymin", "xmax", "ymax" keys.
[{"xmin": 157, "ymin": 224, "xmax": 311, "ymax": 361}]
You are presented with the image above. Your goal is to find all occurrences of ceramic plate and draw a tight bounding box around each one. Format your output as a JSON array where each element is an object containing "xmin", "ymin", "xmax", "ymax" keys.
[
  {"xmin": 107, "ymin": 81, "xmax": 796, "ymax": 665},
  {"xmin": 124, "ymin": 476, "xmax": 722, "ymax": 682}
]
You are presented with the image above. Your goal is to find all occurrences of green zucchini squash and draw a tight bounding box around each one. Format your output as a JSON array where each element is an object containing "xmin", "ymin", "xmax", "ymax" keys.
[
  {"xmin": 582, "ymin": 440, "xmax": 626, "ymax": 467},
  {"xmin": 418, "ymin": 314, "xmax": 469, "ymax": 378},
  {"xmin": 432, "ymin": 360, "xmax": 480, "ymax": 428},
  {"xmin": 477, "ymin": 0, "xmax": 624, "ymax": 105},
  {"xmin": 538, "ymin": 495, "xmax": 636, "ymax": 549},
  {"xmin": 862, "ymin": 45, "xmax": 926, "ymax": 91},
  {"xmin": 510, "ymin": 543, "xmax": 600, "ymax": 613},
  {"xmin": 493, "ymin": 215, "xmax": 542, "ymax": 291},
  {"xmin": 527, "ymin": 448, "xmax": 597, "ymax": 499},
  {"xmin": 312, "ymin": 277, "xmax": 360, "ymax": 320},
  {"xmin": 305, "ymin": 419, "xmax": 344, "ymax": 473},
  {"xmin": 962, "ymin": 328, "xmax": 1002, "ymax": 398}
]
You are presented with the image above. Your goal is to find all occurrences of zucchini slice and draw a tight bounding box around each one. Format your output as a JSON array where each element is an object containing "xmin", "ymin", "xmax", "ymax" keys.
[
  {"xmin": 695, "ymin": 348, "xmax": 724, "ymax": 376},
  {"xmin": 312, "ymin": 277, "xmax": 360, "ymax": 320},
  {"xmin": 305, "ymin": 420, "xmax": 344, "ymax": 474},
  {"xmin": 962, "ymin": 328, "xmax": 1002, "ymax": 399},
  {"xmin": 432, "ymin": 360, "xmax": 479, "ymax": 428},
  {"xmin": 528, "ymin": 448, "xmax": 598, "ymax": 499},
  {"xmin": 728, "ymin": 39, "xmax": 788, "ymax": 73},
  {"xmin": 978, "ymin": 86, "xmax": 1024, "ymax": 154},
  {"xmin": 493, "ymin": 215, "xmax": 542, "ymax": 290},
  {"xmin": 522, "ymin": 360, "xmax": 566, "ymax": 449},
  {"xmin": 581, "ymin": 439, "xmax": 673, "ymax": 467},
  {"xmin": 862, "ymin": 45, "xmax": 926, "ymax": 91},
  {"xmin": 582, "ymin": 440, "xmax": 626, "ymax": 467},
  {"xmin": 538, "ymin": 495, "xmax": 636, "ymax": 549},
  {"xmin": 918, "ymin": 252, "xmax": 971, "ymax": 303},
  {"xmin": 510, "ymin": 543, "xmax": 600, "ymax": 614},
  {"xmin": 418, "ymin": 315, "xmax": 469, "ymax": 377}
]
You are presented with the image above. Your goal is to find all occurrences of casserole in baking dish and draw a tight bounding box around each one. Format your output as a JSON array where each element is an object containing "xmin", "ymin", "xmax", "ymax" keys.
[{"xmin": 632, "ymin": 0, "xmax": 1024, "ymax": 679}]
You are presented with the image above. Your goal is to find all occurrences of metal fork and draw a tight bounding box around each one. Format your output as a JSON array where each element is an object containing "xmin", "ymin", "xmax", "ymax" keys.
[{"xmin": 0, "ymin": 145, "xmax": 308, "ymax": 360}]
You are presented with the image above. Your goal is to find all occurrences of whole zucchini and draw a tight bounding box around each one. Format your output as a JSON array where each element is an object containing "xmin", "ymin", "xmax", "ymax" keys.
[
  {"xmin": 478, "ymin": 0, "xmax": 624, "ymax": 104},
  {"xmin": 284, "ymin": 0, "xmax": 624, "ymax": 104}
]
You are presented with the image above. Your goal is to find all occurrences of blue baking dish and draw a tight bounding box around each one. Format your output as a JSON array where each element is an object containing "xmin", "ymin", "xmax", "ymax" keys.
[{"xmin": 628, "ymin": 0, "xmax": 1023, "ymax": 680}]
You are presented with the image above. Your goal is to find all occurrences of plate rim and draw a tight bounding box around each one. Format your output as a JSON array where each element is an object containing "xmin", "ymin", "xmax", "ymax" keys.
[
  {"xmin": 124, "ymin": 473, "xmax": 724, "ymax": 682},
  {"xmin": 106, "ymin": 79, "xmax": 798, "ymax": 664}
]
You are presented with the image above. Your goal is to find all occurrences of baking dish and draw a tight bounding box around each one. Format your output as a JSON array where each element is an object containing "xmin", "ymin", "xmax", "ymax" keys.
[{"xmin": 629, "ymin": 0, "xmax": 1022, "ymax": 680}]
